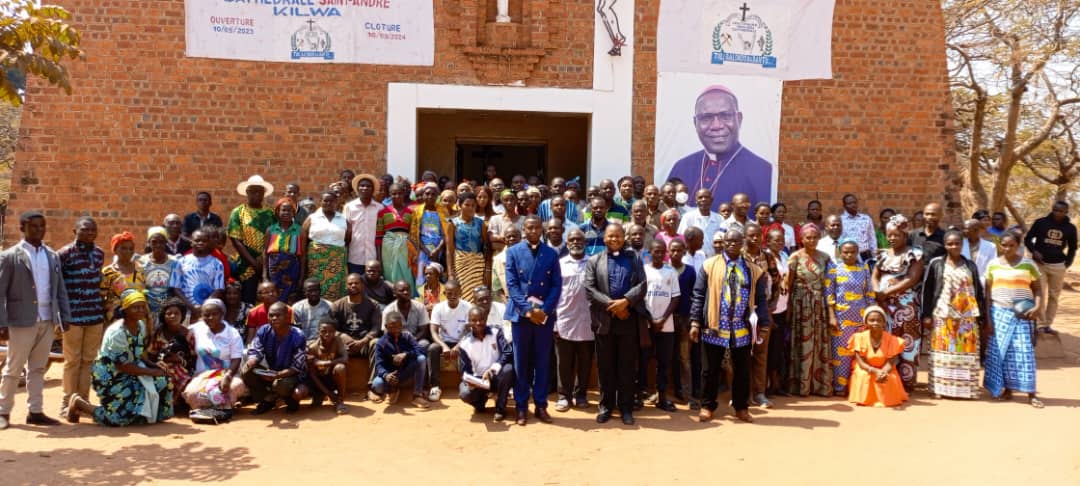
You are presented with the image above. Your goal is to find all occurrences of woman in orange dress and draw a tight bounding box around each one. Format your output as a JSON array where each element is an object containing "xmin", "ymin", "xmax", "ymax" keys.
[{"xmin": 847, "ymin": 305, "xmax": 908, "ymax": 407}]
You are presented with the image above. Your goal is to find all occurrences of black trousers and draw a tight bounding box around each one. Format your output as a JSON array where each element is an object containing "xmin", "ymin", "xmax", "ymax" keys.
[
  {"xmin": 555, "ymin": 337, "xmax": 594, "ymax": 400},
  {"xmin": 702, "ymin": 342, "xmax": 751, "ymax": 412},
  {"xmin": 596, "ymin": 321, "xmax": 638, "ymax": 413},
  {"xmin": 637, "ymin": 331, "xmax": 675, "ymax": 395}
]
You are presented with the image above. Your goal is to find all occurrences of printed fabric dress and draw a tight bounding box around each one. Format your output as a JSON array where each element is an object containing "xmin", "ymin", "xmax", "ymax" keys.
[
  {"xmin": 138, "ymin": 255, "xmax": 177, "ymax": 318},
  {"xmin": 265, "ymin": 222, "xmax": 302, "ymax": 302},
  {"xmin": 826, "ymin": 261, "xmax": 876, "ymax": 395},
  {"xmin": 100, "ymin": 264, "xmax": 145, "ymax": 323},
  {"xmin": 929, "ymin": 260, "xmax": 982, "ymax": 398},
  {"xmin": 874, "ymin": 246, "xmax": 923, "ymax": 390},
  {"xmin": 305, "ymin": 210, "xmax": 348, "ymax": 301},
  {"xmin": 146, "ymin": 326, "xmax": 193, "ymax": 407},
  {"xmin": 787, "ymin": 250, "xmax": 834, "ymax": 397},
  {"xmin": 983, "ymin": 257, "xmax": 1040, "ymax": 396},
  {"xmin": 91, "ymin": 320, "xmax": 174, "ymax": 426},
  {"xmin": 412, "ymin": 204, "xmax": 446, "ymax": 288},
  {"xmin": 227, "ymin": 204, "xmax": 276, "ymax": 283},
  {"xmin": 451, "ymin": 216, "xmax": 485, "ymax": 303}
]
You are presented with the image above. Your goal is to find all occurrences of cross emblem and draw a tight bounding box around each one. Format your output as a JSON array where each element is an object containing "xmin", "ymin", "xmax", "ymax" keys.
[
  {"xmin": 306, "ymin": 19, "xmax": 317, "ymax": 30},
  {"xmin": 740, "ymin": 2, "xmax": 750, "ymax": 21}
]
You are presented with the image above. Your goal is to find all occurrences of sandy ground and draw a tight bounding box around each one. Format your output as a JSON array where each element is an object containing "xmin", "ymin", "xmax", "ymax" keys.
[{"xmin": 3, "ymin": 292, "xmax": 1079, "ymax": 485}]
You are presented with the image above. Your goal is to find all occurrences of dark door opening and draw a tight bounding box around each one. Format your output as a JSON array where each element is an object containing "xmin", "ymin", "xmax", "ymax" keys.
[{"xmin": 455, "ymin": 142, "xmax": 547, "ymax": 184}]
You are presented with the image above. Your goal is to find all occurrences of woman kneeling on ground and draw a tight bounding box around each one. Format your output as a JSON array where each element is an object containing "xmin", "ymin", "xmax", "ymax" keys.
[
  {"xmin": 847, "ymin": 306, "xmax": 908, "ymax": 408},
  {"xmin": 66, "ymin": 290, "xmax": 175, "ymax": 425}
]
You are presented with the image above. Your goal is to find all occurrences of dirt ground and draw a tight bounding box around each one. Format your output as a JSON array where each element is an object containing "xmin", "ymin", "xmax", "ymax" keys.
[{"xmin": 3, "ymin": 289, "xmax": 1079, "ymax": 485}]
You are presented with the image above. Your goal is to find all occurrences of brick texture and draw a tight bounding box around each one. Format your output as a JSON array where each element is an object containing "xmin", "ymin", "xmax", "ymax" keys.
[{"xmin": 6, "ymin": 0, "xmax": 955, "ymax": 251}]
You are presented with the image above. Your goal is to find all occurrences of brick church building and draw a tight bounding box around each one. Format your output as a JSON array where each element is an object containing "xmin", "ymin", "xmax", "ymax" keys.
[{"xmin": 5, "ymin": 0, "xmax": 956, "ymax": 248}]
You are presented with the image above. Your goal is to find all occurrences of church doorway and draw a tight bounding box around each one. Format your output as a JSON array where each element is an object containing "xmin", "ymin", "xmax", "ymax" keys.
[{"xmin": 416, "ymin": 109, "xmax": 589, "ymax": 184}]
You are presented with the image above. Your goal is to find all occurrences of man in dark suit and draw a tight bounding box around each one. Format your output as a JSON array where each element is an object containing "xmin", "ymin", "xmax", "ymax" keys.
[
  {"xmin": 585, "ymin": 224, "xmax": 649, "ymax": 425},
  {"xmin": 504, "ymin": 216, "xmax": 562, "ymax": 426},
  {"xmin": 0, "ymin": 212, "xmax": 72, "ymax": 430},
  {"xmin": 665, "ymin": 85, "xmax": 773, "ymax": 210}
]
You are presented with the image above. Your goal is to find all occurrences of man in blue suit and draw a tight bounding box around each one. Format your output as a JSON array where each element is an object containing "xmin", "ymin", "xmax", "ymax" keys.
[{"xmin": 504, "ymin": 215, "xmax": 562, "ymax": 426}]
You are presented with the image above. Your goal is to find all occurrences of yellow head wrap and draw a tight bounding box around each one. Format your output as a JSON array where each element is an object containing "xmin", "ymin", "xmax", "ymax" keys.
[{"xmin": 120, "ymin": 289, "xmax": 148, "ymax": 310}]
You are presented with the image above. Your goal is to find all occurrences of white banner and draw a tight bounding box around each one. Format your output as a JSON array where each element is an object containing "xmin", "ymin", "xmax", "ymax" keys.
[
  {"xmin": 654, "ymin": 72, "xmax": 782, "ymax": 209},
  {"xmin": 185, "ymin": 0, "xmax": 434, "ymax": 65},
  {"xmin": 658, "ymin": 0, "xmax": 834, "ymax": 80}
]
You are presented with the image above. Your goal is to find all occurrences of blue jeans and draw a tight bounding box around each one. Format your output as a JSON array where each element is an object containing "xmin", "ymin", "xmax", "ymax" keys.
[
  {"xmin": 371, "ymin": 356, "xmax": 427, "ymax": 397},
  {"xmin": 512, "ymin": 320, "xmax": 553, "ymax": 411}
]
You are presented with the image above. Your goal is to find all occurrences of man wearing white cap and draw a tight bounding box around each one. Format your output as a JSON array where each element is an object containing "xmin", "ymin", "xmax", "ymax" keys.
[{"xmin": 227, "ymin": 175, "xmax": 275, "ymax": 303}]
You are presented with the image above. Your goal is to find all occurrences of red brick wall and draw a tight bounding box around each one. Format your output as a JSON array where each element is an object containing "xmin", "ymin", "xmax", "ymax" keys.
[{"xmin": 7, "ymin": 0, "xmax": 956, "ymax": 251}]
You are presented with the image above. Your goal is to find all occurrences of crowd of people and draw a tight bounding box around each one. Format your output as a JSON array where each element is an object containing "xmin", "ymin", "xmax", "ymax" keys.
[{"xmin": 0, "ymin": 168, "xmax": 1075, "ymax": 430}]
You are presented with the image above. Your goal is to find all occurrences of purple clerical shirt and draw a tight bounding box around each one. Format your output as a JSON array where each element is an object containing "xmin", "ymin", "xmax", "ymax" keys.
[{"xmin": 665, "ymin": 144, "xmax": 773, "ymax": 210}]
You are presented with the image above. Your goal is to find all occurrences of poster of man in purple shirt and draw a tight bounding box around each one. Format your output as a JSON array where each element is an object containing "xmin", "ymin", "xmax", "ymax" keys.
[{"xmin": 655, "ymin": 75, "xmax": 781, "ymax": 211}]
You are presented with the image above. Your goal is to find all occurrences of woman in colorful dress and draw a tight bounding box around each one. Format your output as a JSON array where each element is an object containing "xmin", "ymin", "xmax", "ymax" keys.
[
  {"xmin": 182, "ymin": 298, "xmax": 247, "ymax": 420},
  {"xmin": 147, "ymin": 298, "xmax": 193, "ymax": 411},
  {"xmin": 66, "ymin": 290, "xmax": 174, "ymax": 426},
  {"xmin": 263, "ymin": 198, "xmax": 303, "ymax": 303},
  {"xmin": 983, "ymin": 232, "xmax": 1044, "ymax": 408},
  {"xmin": 871, "ymin": 215, "xmax": 924, "ymax": 390},
  {"xmin": 785, "ymin": 223, "xmax": 835, "ymax": 397},
  {"xmin": 847, "ymin": 306, "xmax": 908, "ymax": 408},
  {"xmin": 446, "ymin": 191, "xmax": 491, "ymax": 303},
  {"xmin": 825, "ymin": 238, "xmax": 876, "ymax": 396},
  {"xmin": 920, "ymin": 229, "xmax": 987, "ymax": 400},
  {"xmin": 301, "ymin": 191, "xmax": 349, "ymax": 301},
  {"xmin": 101, "ymin": 231, "xmax": 146, "ymax": 323},
  {"xmin": 377, "ymin": 183, "xmax": 417, "ymax": 294},
  {"xmin": 139, "ymin": 227, "xmax": 177, "ymax": 319},
  {"xmin": 411, "ymin": 183, "xmax": 448, "ymax": 288},
  {"xmin": 228, "ymin": 175, "xmax": 276, "ymax": 303}
]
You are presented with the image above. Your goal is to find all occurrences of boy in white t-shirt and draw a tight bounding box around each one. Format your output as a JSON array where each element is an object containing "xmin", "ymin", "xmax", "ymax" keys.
[
  {"xmin": 641, "ymin": 239, "xmax": 680, "ymax": 412},
  {"xmin": 426, "ymin": 279, "xmax": 473, "ymax": 401}
]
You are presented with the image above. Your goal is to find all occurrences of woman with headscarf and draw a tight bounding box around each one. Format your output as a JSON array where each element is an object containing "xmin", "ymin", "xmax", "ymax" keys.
[
  {"xmin": 377, "ymin": 182, "xmax": 417, "ymax": 294},
  {"xmin": 101, "ymin": 231, "xmax": 145, "ymax": 323},
  {"xmin": 263, "ymin": 198, "xmax": 303, "ymax": 303},
  {"xmin": 66, "ymin": 290, "xmax": 174, "ymax": 426},
  {"xmin": 871, "ymin": 214, "xmax": 924, "ymax": 391},
  {"xmin": 446, "ymin": 191, "xmax": 491, "ymax": 303},
  {"xmin": 847, "ymin": 306, "xmax": 908, "ymax": 407},
  {"xmin": 411, "ymin": 183, "xmax": 448, "ymax": 288},
  {"xmin": 182, "ymin": 297, "xmax": 247, "ymax": 420},
  {"xmin": 301, "ymin": 191, "xmax": 349, "ymax": 301},
  {"xmin": 146, "ymin": 297, "xmax": 193, "ymax": 410},
  {"xmin": 982, "ymin": 232, "xmax": 1044, "ymax": 408},
  {"xmin": 139, "ymin": 226, "xmax": 177, "ymax": 318},
  {"xmin": 421, "ymin": 262, "xmax": 446, "ymax": 315},
  {"xmin": 785, "ymin": 223, "xmax": 835, "ymax": 397},
  {"xmin": 920, "ymin": 229, "xmax": 987, "ymax": 400},
  {"xmin": 825, "ymin": 238, "xmax": 876, "ymax": 396},
  {"xmin": 440, "ymin": 189, "xmax": 460, "ymax": 219}
]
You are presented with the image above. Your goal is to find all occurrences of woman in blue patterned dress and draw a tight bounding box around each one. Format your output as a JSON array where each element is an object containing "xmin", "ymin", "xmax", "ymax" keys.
[
  {"xmin": 825, "ymin": 239, "xmax": 876, "ymax": 396},
  {"xmin": 446, "ymin": 191, "xmax": 490, "ymax": 303},
  {"xmin": 65, "ymin": 290, "xmax": 174, "ymax": 426}
]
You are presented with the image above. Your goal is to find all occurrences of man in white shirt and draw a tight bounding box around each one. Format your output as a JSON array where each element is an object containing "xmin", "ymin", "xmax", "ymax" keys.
[
  {"xmin": 470, "ymin": 286, "xmax": 508, "ymax": 341},
  {"xmin": 817, "ymin": 215, "xmax": 845, "ymax": 264},
  {"xmin": 961, "ymin": 218, "xmax": 997, "ymax": 278},
  {"xmin": 344, "ymin": 174, "xmax": 384, "ymax": 275},
  {"xmin": 553, "ymin": 229, "xmax": 594, "ymax": 412},
  {"xmin": 724, "ymin": 193, "xmax": 751, "ymax": 235},
  {"xmin": 0, "ymin": 212, "xmax": 72, "ymax": 429},
  {"xmin": 678, "ymin": 190, "xmax": 726, "ymax": 257},
  {"xmin": 426, "ymin": 279, "xmax": 472, "ymax": 401},
  {"xmin": 681, "ymin": 227, "xmax": 707, "ymax": 273},
  {"xmin": 642, "ymin": 240, "xmax": 680, "ymax": 413},
  {"xmin": 292, "ymin": 278, "xmax": 332, "ymax": 341},
  {"xmin": 839, "ymin": 194, "xmax": 878, "ymax": 261},
  {"xmin": 457, "ymin": 307, "xmax": 514, "ymax": 422}
]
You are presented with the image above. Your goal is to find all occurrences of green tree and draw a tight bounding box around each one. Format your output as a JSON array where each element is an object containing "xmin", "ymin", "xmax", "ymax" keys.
[{"xmin": 0, "ymin": 0, "xmax": 83, "ymax": 107}]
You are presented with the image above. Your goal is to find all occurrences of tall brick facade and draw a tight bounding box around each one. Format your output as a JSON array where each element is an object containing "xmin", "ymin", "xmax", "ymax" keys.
[{"xmin": 6, "ymin": 0, "xmax": 956, "ymax": 251}]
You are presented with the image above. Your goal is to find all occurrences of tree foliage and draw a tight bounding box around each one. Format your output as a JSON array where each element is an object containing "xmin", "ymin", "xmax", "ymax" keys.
[
  {"xmin": 0, "ymin": 1, "xmax": 83, "ymax": 107},
  {"xmin": 946, "ymin": 0, "xmax": 1080, "ymax": 225}
]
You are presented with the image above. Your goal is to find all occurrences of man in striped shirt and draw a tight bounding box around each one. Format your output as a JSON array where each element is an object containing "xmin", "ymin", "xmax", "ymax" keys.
[{"xmin": 56, "ymin": 217, "xmax": 105, "ymax": 417}]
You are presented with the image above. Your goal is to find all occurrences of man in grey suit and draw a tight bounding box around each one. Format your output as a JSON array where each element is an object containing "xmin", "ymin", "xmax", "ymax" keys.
[
  {"xmin": 585, "ymin": 224, "xmax": 649, "ymax": 425},
  {"xmin": 0, "ymin": 212, "xmax": 72, "ymax": 429}
]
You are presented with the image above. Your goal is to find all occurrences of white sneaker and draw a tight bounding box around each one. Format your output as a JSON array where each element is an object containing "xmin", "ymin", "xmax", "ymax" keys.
[{"xmin": 428, "ymin": 386, "xmax": 442, "ymax": 401}]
